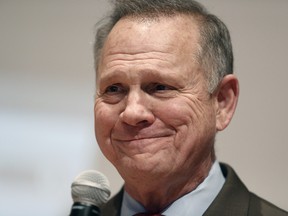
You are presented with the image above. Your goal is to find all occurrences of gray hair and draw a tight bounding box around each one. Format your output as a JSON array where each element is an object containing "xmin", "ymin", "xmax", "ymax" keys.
[{"xmin": 94, "ymin": 0, "xmax": 233, "ymax": 93}]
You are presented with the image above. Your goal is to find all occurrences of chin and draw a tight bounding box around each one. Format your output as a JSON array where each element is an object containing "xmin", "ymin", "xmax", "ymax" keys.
[{"xmin": 117, "ymin": 155, "xmax": 170, "ymax": 178}]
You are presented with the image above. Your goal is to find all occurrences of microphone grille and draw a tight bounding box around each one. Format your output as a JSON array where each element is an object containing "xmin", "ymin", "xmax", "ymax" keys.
[{"xmin": 71, "ymin": 170, "xmax": 111, "ymax": 207}]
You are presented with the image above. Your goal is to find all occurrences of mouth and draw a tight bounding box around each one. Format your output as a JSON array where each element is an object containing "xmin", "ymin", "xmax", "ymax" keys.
[
  {"xmin": 112, "ymin": 134, "xmax": 174, "ymax": 148},
  {"xmin": 112, "ymin": 133, "xmax": 173, "ymax": 142},
  {"xmin": 110, "ymin": 126, "xmax": 176, "ymax": 152},
  {"xmin": 110, "ymin": 130, "xmax": 175, "ymax": 157}
]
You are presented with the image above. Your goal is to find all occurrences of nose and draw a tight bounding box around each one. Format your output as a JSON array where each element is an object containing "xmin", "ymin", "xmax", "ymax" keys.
[{"xmin": 119, "ymin": 90, "xmax": 155, "ymax": 126}]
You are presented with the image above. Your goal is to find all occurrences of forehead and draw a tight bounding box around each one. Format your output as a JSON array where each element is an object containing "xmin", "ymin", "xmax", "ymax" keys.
[
  {"xmin": 96, "ymin": 14, "xmax": 201, "ymax": 81},
  {"xmin": 103, "ymin": 15, "xmax": 199, "ymax": 56}
]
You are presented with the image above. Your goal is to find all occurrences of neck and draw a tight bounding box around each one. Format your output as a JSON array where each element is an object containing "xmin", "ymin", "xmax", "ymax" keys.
[{"xmin": 124, "ymin": 159, "xmax": 214, "ymax": 212}]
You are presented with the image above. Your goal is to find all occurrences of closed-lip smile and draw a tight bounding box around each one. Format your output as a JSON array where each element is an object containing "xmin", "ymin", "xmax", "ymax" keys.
[{"xmin": 112, "ymin": 133, "xmax": 174, "ymax": 142}]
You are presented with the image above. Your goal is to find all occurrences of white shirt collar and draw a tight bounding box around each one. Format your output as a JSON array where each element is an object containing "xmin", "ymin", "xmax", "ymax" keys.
[{"xmin": 121, "ymin": 161, "xmax": 225, "ymax": 216}]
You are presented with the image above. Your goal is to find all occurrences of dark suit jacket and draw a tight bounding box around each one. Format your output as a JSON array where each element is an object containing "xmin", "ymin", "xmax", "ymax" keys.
[{"xmin": 100, "ymin": 163, "xmax": 288, "ymax": 216}]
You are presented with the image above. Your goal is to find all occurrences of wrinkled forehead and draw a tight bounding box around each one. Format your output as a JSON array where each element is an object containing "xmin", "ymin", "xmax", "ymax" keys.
[{"xmin": 97, "ymin": 14, "xmax": 201, "ymax": 75}]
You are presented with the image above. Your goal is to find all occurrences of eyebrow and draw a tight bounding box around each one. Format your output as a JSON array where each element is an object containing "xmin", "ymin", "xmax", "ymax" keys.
[{"xmin": 99, "ymin": 67, "xmax": 178, "ymax": 81}]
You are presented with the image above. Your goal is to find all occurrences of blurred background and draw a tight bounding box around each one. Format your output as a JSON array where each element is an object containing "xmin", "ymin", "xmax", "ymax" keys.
[{"xmin": 0, "ymin": 0, "xmax": 287, "ymax": 215}]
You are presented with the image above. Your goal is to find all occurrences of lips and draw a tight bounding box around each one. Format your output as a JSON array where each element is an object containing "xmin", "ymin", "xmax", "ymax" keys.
[
  {"xmin": 112, "ymin": 136, "xmax": 173, "ymax": 154},
  {"xmin": 112, "ymin": 132, "xmax": 174, "ymax": 142},
  {"xmin": 111, "ymin": 122, "xmax": 176, "ymax": 148}
]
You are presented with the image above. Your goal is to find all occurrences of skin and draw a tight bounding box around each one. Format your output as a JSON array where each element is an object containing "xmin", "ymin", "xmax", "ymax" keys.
[{"xmin": 94, "ymin": 14, "xmax": 239, "ymax": 212}]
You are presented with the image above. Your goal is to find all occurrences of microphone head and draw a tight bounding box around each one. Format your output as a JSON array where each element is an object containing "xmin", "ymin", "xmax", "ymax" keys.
[{"xmin": 71, "ymin": 170, "xmax": 111, "ymax": 207}]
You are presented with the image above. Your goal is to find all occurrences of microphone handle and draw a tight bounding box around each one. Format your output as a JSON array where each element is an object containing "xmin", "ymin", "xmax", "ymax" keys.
[{"xmin": 69, "ymin": 202, "xmax": 101, "ymax": 216}]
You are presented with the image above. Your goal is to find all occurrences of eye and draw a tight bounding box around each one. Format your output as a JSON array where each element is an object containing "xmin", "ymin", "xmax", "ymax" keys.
[
  {"xmin": 104, "ymin": 84, "xmax": 124, "ymax": 94},
  {"xmin": 146, "ymin": 83, "xmax": 176, "ymax": 96},
  {"xmin": 148, "ymin": 83, "xmax": 174, "ymax": 92},
  {"xmin": 99, "ymin": 84, "xmax": 126, "ymax": 104},
  {"xmin": 154, "ymin": 84, "xmax": 170, "ymax": 91}
]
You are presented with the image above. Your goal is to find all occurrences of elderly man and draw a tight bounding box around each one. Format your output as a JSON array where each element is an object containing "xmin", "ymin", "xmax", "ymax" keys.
[{"xmin": 93, "ymin": 0, "xmax": 288, "ymax": 215}]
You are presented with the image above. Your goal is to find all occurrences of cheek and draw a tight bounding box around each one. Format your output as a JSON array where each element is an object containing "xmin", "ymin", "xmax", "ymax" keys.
[
  {"xmin": 94, "ymin": 103, "xmax": 118, "ymax": 143},
  {"xmin": 94, "ymin": 103, "xmax": 120, "ymax": 162},
  {"xmin": 154, "ymin": 99, "xmax": 196, "ymax": 127},
  {"xmin": 155, "ymin": 98, "xmax": 216, "ymax": 145},
  {"xmin": 163, "ymin": 100, "xmax": 216, "ymax": 165}
]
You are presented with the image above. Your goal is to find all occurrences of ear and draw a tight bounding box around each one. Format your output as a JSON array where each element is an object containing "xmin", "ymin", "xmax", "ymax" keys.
[{"xmin": 214, "ymin": 74, "xmax": 239, "ymax": 131}]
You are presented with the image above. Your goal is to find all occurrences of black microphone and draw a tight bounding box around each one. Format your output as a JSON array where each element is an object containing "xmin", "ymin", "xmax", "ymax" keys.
[{"xmin": 69, "ymin": 170, "xmax": 111, "ymax": 216}]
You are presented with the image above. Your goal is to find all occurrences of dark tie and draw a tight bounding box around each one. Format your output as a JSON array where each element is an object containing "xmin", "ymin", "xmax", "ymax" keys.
[{"xmin": 133, "ymin": 213, "xmax": 163, "ymax": 216}]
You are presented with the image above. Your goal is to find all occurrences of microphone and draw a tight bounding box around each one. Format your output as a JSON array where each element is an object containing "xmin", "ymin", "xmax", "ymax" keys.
[{"xmin": 69, "ymin": 170, "xmax": 111, "ymax": 216}]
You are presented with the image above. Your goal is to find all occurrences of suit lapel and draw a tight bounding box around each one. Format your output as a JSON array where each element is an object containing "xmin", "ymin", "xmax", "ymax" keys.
[
  {"xmin": 203, "ymin": 163, "xmax": 250, "ymax": 216},
  {"xmin": 100, "ymin": 188, "xmax": 124, "ymax": 216}
]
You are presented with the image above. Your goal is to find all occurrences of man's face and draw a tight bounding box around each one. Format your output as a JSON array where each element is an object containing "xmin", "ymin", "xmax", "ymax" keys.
[{"xmin": 94, "ymin": 15, "xmax": 218, "ymax": 180}]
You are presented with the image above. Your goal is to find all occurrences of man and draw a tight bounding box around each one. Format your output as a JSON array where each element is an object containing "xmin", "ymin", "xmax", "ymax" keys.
[{"xmin": 93, "ymin": 0, "xmax": 288, "ymax": 215}]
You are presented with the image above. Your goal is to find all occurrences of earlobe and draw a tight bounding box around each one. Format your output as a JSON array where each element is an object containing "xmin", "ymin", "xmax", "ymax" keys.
[{"xmin": 215, "ymin": 74, "xmax": 239, "ymax": 131}]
